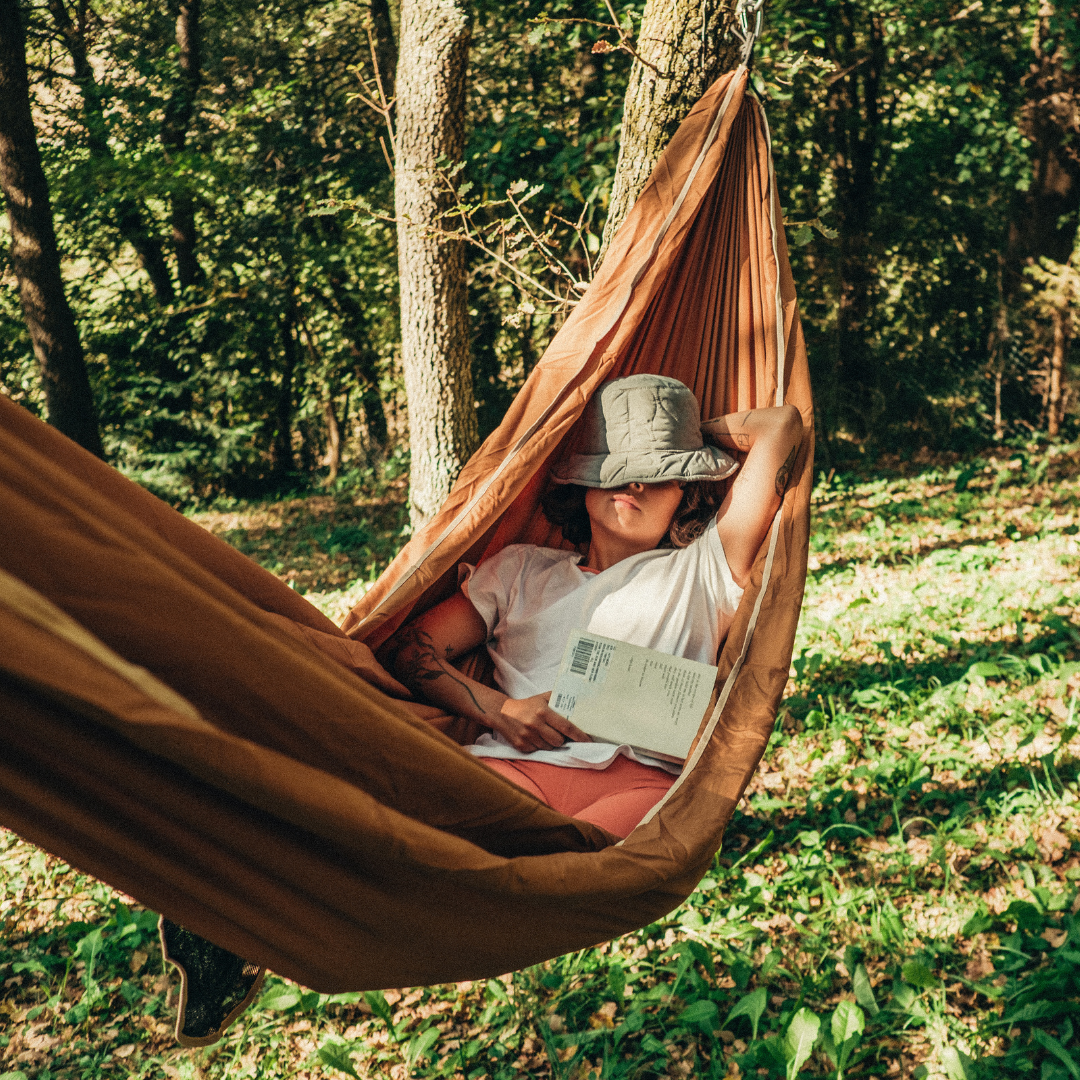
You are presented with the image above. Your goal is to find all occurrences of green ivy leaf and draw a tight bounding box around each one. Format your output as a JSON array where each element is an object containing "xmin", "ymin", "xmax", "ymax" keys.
[
  {"xmin": 1032, "ymin": 1030, "xmax": 1080, "ymax": 1080},
  {"xmin": 852, "ymin": 964, "xmax": 879, "ymax": 1016},
  {"xmin": 724, "ymin": 986, "xmax": 767, "ymax": 1041},
  {"xmin": 317, "ymin": 1038, "xmax": 360, "ymax": 1079},
  {"xmin": 677, "ymin": 999, "xmax": 718, "ymax": 1026},
  {"xmin": 406, "ymin": 1026, "xmax": 440, "ymax": 1070},
  {"xmin": 962, "ymin": 908, "xmax": 994, "ymax": 936},
  {"xmin": 784, "ymin": 1008, "xmax": 821, "ymax": 1079},
  {"xmin": 363, "ymin": 989, "xmax": 396, "ymax": 1032},
  {"xmin": 608, "ymin": 962, "xmax": 626, "ymax": 1002},
  {"xmin": 901, "ymin": 960, "xmax": 938, "ymax": 989},
  {"xmin": 259, "ymin": 987, "xmax": 302, "ymax": 1011},
  {"xmin": 941, "ymin": 1046, "xmax": 973, "ymax": 1080},
  {"xmin": 831, "ymin": 1000, "xmax": 865, "ymax": 1045}
]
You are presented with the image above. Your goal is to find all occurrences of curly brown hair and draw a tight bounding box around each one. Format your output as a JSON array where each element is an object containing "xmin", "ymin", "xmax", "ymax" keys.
[{"xmin": 540, "ymin": 481, "xmax": 726, "ymax": 549}]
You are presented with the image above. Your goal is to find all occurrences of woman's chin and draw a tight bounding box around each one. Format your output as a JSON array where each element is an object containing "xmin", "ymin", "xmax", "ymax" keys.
[{"xmin": 595, "ymin": 523, "xmax": 664, "ymax": 550}]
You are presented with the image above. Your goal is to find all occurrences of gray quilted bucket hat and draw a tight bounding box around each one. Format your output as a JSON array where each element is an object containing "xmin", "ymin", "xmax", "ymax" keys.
[{"xmin": 551, "ymin": 374, "xmax": 738, "ymax": 488}]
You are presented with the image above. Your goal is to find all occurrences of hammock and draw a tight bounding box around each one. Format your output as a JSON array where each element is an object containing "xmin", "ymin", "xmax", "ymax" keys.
[{"xmin": 0, "ymin": 66, "xmax": 811, "ymax": 993}]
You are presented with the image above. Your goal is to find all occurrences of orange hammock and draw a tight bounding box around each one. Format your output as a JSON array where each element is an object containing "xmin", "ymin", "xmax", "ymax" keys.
[{"xmin": 0, "ymin": 67, "xmax": 811, "ymax": 992}]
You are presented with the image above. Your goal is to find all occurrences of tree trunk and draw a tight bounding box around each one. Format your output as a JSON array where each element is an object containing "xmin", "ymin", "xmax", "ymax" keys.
[
  {"xmin": 162, "ymin": 0, "xmax": 203, "ymax": 291},
  {"xmin": 46, "ymin": 0, "xmax": 175, "ymax": 304},
  {"xmin": 1003, "ymin": 3, "xmax": 1079, "ymax": 434},
  {"xmin": 1013, "ymin": 1, "xmax": 1080, "ymax": 262},
  {"xmin": 369, "ymin": 0, "xmax": 398, "ymax": 106},
  {"xmin": 989, "ymin": 260, "xmax": 1009, "ymax": 441},
  {"xmin": 0, "ymin": 0, "xmax": 103, "ymax": 456},
  {"xmin": 309, "ymin": 215, "xmax": 390, "ymax": 450},
  {"xmin": 828, "ymin": 3, "xmax": 885, "ymax": 439},
  {"xmin": 350, "ymin": 343, "xmax": 389, "ymax": 452},
  {"xmin": 1006, "ymin": 1, "xmax": 1080, "ymax": 294},
  {"xmin": 1047, "ymin": 302, "xmax": 1068, "ymax": 437},
  {"xmin": 274, "ymin": 305, "xmax": 297, "ymax": 478},
  {"xmin": 323, "ymin": 398, "xmax": 342, "ymax": 484},
  {"xmin": 600, "ymin": 0, "xmax": 739, "ymax": 255},
  {"xmin": 394, "ymin": 0, "xmax": 476, "ymax": 530}
]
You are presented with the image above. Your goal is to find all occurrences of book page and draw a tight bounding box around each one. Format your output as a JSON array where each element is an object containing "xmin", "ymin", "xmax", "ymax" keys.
[{"xmin": 549, "ymin": 630, "xmax": 718, "ymax": 761}]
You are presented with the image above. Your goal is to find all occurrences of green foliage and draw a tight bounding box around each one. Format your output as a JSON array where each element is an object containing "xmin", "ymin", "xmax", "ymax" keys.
[
  {"xmin": 4, "ymin": 0, "xmax": 1077, "ymax": 504},
  {"xmin": 0, "ymin": 0, "xmax": 639, "ymax": 501},
  {"xmin": 754, "ymin": 0, "xmax": 1079, "ymax": 453},
  {"xmin": 724, "ymin": 985, "xmax": 767, "ymax": 1041}
]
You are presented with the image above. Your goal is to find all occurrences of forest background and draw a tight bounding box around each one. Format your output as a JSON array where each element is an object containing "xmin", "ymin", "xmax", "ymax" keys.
[
  {"xmin": 1, "ymin": 0, "xmax": 1079, "ymax": 516},
  {"xmin": 2, "ymin": 2, "xmax": 1080, "ymax": 1078}
]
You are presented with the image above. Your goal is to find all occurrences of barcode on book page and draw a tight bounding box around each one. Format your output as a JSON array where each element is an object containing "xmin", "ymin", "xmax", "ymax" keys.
[{"xmin": 570, "ymin": 636, "xmax": 596, "ymax": 677}]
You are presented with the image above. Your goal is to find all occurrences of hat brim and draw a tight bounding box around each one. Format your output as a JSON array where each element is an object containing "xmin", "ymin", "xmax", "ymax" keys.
[{"xmin": 550, "ymin": 446, "xmax": 739, "ymax": 488}]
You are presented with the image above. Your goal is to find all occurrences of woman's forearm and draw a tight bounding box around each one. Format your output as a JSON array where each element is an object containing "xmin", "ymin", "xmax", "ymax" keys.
[
  {"xmin": 703, "ymin": 405, "xmax": 801, "ymax": 493},
  {"xmin": 385, "ymin": 619, "xmax": 591, "ymax": 751},
  {"xmin": 385, "ymin": 621, "xmax": 507, "ymax": 724},
  {"xmin": 702, "ymin": 404, "xmax": 801, "ymax": 454}
]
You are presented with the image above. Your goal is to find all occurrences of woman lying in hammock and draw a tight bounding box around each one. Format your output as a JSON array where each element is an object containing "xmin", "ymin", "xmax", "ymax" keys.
[
  {"xmin": 385, "ymin": 374, "xmax": 803, "ymax": 838},
  {"xmin": 157, "ymin": 376, "xmax": 801, "ymax": 1049}
]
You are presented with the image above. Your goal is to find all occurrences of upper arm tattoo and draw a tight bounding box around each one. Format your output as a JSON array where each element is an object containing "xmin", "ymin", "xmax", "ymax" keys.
[
  {"xmin": 385, "ymin": 624, "xmax": 486, "ymax": 714},
  {"xmin": 775, "ymin": 444, "xmax": 797, "ymax": 497}
]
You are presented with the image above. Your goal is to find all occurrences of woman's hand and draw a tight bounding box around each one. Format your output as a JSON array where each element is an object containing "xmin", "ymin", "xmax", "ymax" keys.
[{"xmin": 493, "ymin": 693, "xmax": 591, "ymax": 752}]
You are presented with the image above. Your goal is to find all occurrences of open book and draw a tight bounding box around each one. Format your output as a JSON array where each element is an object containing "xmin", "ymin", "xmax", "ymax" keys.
[{"xmin": 548, "ymin": 630, "xmax": 718, "ymax": 762}]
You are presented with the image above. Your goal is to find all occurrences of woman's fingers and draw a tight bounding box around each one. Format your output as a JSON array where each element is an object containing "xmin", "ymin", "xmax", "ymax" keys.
[
  {"xmin": 537, "ymin": 692, "xmax": 591, "ymax": 742},
  {"xmin": 543, "ymin": 709, "xmax": 591, "ymax": 743},
  {"xmin": 499, "ymin": 695, "xmax": 590, "ymax": 751},
  {"xmin": 521, "ymin": 711, "xmax": 568, "ymax": 750}
]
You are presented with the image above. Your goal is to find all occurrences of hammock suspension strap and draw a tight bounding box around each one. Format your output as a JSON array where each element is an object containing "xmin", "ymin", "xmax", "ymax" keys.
[{"xmin": 731, "ymin": 0, "xmax": 765, "ymax": 65}]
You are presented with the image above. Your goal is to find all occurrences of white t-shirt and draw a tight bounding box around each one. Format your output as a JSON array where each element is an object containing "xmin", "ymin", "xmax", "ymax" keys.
[{"xmin": 459, "ymin": 518, "xmax": 743, "ymax": 771}]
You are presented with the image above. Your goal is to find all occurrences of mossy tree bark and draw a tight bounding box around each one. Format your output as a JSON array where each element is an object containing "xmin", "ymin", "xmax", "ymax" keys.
[
  {"xmin": 600, "ymin": 0, "xmax": 739, "ymax": 257},
  {"xmin": 0, "ymin": 0, "xmax": 103, "ymax": 457},
  {"xmin": 162, "ymin": 0, "xmax": 204, "ymax": 291},
  {"xmin": 1001, "ymin": 1, "xmax": 1079, "ymax": 440},
  {"xmin": 395, "ymin": 0, "xmax": 477, "ymax": 530}
]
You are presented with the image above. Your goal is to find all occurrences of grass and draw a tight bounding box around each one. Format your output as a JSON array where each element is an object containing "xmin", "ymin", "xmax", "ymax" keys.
[
  {"xmin": 184, "ymin": 463, "xmax": 410, "ymax": 623},
  {"xmin": 2, "ymin": 442, "xmax": 1079, "ymax": 1080}
]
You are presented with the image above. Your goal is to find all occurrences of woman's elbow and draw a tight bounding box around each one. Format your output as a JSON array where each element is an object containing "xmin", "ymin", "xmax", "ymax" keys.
[{"xmin": 779, "ymin": 403, "xmax": 803, "ymax": 437}]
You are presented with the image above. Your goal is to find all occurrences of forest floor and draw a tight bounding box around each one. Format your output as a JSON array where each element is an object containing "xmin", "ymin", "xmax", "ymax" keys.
[{"xmin": 2, "ymin": 443, "xmax": 1080, "ymax": 1080}]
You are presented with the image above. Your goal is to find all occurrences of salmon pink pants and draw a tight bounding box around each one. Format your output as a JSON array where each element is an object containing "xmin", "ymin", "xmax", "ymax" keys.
[{"xmin": 480, "ymin": 755, "xmax": 676, "ymax": 838}]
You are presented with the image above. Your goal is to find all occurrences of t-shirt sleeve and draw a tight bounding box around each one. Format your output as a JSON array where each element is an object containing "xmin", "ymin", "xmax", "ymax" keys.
[{"xmin": 458, "ymin": 545, "xmax": 530, "ymax": 637}]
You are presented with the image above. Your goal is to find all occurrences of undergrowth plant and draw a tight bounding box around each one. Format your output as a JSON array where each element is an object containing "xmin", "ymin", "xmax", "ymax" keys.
[{"xmin": 1, "ymin": 444, "xmax": 1079, "ymax": 1079}]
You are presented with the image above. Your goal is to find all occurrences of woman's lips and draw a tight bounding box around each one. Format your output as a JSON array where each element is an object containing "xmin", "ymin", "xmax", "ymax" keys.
[{"xmin": 612, "ymin": 494, "xmax": 640, "ymax": 510}]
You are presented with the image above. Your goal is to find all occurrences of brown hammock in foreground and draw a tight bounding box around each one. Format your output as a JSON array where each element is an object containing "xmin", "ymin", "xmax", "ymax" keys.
[{"xmin": 0, "ymin": 67, "xmax": 811, "ymax": 992}]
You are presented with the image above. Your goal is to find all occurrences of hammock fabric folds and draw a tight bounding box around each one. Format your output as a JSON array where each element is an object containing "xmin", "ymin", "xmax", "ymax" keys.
[{"xmin": 0, "ymin": 67, "xmax": 812, "ymax": 992}]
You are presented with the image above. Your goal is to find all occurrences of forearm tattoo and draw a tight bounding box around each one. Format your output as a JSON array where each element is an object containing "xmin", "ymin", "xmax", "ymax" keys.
[
  {"xmin": 385, "ymin": 625, "xmax": 486, "ymax": 714},
  {"xmin": 775, "ymin": 444, "xmax": 797, "ymax": 497},
  {"xmin": 703, "ymin": 413, "xmax": 751, "ymax": 451}
]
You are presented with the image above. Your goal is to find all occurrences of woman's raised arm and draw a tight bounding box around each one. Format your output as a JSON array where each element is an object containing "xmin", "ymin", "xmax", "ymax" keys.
[{"xmin": 703, "ymin": 404, "xmax": 804, "ymax": 587}]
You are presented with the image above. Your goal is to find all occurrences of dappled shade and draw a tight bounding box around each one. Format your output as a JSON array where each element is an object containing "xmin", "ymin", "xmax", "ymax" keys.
[{"xmin": 0, "ymin": 68, "xmax": 811, "ymax": 990}]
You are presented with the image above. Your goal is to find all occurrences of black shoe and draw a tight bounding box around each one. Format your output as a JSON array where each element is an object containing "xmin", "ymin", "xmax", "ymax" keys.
[{"xmin": 159, "ymin": 916, "xmax": 266, "ymax": 1048}]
